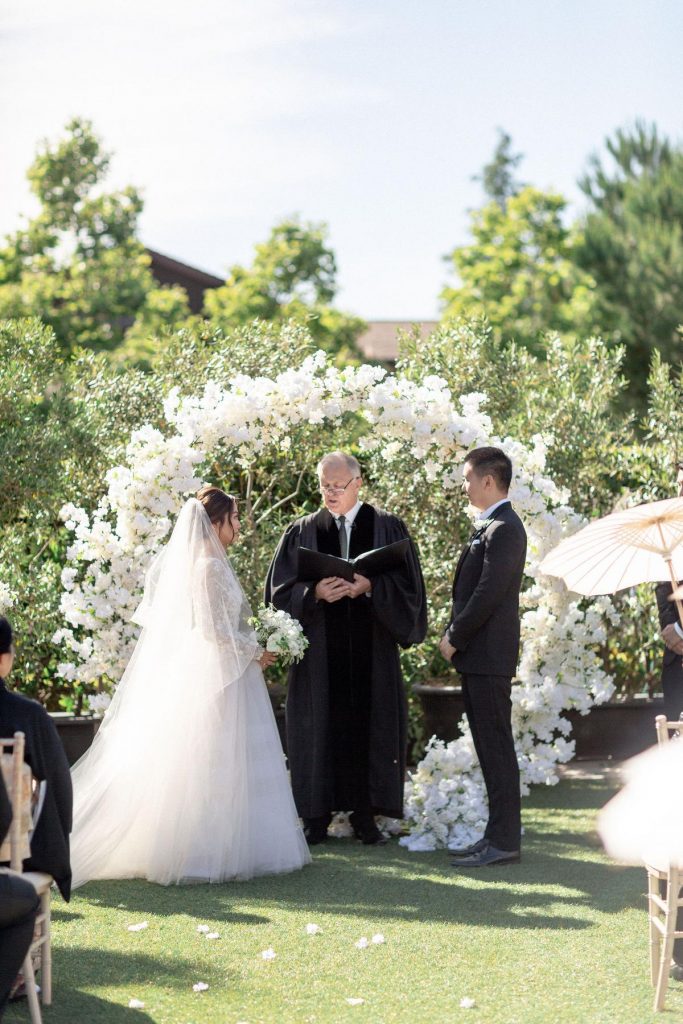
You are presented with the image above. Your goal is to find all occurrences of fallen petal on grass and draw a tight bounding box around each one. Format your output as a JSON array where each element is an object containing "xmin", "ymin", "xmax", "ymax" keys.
[
  {"xmin": 346, "ymin": 997, "xmax": 365, "ymax": 1005},
  {"xmin": 355, "ymin": 937, "xmax": 369, "ymax": 949},
  {"xmin": 371, "ymin": 933, "xmax": 385, "ymax": 944},
  {"xmin": 196, "ymin": 924, "xmax": 210, "ymax": 933},
  {"xmin": 128, "ymin": 998, "xmax": 145, "ymax": 1009},
  {"xmin": 460, "ymin": 996, "xmax": 476, "ymax": 1009},
  {"xmin": 192, "ymin": 982, "xmax": 209, "ymax": 992},
  {"xmin": 206, "ymin": 932, "xmax": 220, "ymax": 940},
  {"xmin": 261, "ymin": 948, "xmax": 277, "ymax": 960},
  {"xmin": 305, "ymin": 923, "xmax": 321, "ymax": 935},
  {"xmin": 126, "ymin": 922, "xmax": 148, "ymax": 932}
]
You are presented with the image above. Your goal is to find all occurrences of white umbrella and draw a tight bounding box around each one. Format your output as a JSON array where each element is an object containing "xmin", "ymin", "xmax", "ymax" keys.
[{"xmin": 539, "ymin": 497, "xmax": 683, "ymax": 624}]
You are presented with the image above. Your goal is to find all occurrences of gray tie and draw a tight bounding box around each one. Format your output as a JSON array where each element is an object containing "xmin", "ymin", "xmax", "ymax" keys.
[{"xmin": 338, "ymin": 515, "xmax": 349, "ymax": 559}]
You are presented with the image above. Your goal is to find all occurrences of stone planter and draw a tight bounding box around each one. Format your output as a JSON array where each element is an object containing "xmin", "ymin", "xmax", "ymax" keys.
[
  {"xmin": 413, "ymin": 681, "xmax": 466, "ymax": 744},
  {"xmin": 49, "ymin": 713, "xmax": 101, "ymax": 767},
  {"xmin": 566, "ymin": 696, "xmax": 664, "ymax": 760}
]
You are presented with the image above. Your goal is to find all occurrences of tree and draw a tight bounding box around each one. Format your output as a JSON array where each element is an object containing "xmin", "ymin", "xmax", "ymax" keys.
[
  {"xmin": 204, "ymin": 217, "xmax": 365, "ymax": 360},
  {"xmin": 576, "ymin": 121, "xmax": 683, "ymax": 405},
  {"xmin": 441, "ymin": 187, "xmax": 598, "ymax": 354},
  {"xmin": 473, "ymin": 128, "xmax": 525, "ymax": 208},
  {"xmin": 0, "ymin": 119, "xmax": 186, "ymax": 356}
]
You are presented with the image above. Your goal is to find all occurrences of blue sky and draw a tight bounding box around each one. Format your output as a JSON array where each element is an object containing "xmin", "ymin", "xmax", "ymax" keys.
[{"xmin": 1, "ymin": 0, "xmax": 681, "ymax": 318}]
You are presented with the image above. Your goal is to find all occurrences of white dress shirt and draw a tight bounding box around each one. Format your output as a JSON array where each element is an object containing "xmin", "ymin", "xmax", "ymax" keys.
[
  {"xmin": 477, "ymin": 497, "xmax": 510, "ymax": 521},
  {"xmin": 332, "ymin": 500, "xmax": 363, "ymax": 558}
]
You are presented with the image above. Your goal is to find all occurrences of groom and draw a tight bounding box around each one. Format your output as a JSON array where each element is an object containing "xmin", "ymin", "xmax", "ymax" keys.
[
  {"xmin": 439, "ymin": 446, "xmax": 527, "ymax": 867},
  {"xmin": 265, "ymin": 451, "xmax": 427, "ymax": 845}
]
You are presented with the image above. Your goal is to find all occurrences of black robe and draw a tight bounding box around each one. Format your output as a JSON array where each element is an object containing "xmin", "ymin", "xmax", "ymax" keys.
[
  {"xmin": 0, "ymin": 680, "xmax": 73, "ymax": 900},
  {"xmin": 265, "ymin": 504, "xmax": 427, "ymax": 820}
]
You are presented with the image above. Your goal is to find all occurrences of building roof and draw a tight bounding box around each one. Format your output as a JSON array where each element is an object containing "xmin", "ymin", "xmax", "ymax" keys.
[
  {"xmin": 147, "ymin": 248, "xmax": 224, "ymax": 314},
  {"xmin": 356, "ymin": 320, "xmax": 439, "ymax": 363}
]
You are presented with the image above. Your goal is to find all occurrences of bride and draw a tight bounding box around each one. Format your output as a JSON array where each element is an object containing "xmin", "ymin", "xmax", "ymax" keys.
[{"xmin": 70, "ymin": 486, "xmax": 310, "ymax": 885}]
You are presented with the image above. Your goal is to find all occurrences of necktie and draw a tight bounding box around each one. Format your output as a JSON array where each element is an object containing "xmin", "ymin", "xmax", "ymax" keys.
[{"xmin": 338, "ymin": 515, "xmax": 349, "ymax": 559}]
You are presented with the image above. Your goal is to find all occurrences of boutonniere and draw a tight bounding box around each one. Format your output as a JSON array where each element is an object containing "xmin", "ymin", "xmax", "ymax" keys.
[{"xmin": 469, "ymin": 518, "xmax": 494, "ymax": 545}]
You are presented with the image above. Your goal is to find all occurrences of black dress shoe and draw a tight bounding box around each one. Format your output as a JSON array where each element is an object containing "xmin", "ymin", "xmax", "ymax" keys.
[
  {"xmin": 349, "ymin": 812, "xmax": 388, "ymax": 846},
  {"xmin": 450, "ymin": 841, "xmax": 520, "ymax": 867},
  {"xmin": 449, "ymin": 836, "xmax": 487, "ymax": 857},
  {"xmin": 303, "ymin": 825, "xmax": 328, "ymax": 846}
]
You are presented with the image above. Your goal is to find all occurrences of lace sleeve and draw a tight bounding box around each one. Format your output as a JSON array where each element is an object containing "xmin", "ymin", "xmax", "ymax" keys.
[{"xmin": 193, "ymin": 557, "xmax": 260, "ymax": 664}]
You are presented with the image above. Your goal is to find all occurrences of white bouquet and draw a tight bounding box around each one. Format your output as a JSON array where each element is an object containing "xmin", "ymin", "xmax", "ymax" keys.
[{"xmin": 249, "ymin": 605, "xmax": 309, "ymax": 666}]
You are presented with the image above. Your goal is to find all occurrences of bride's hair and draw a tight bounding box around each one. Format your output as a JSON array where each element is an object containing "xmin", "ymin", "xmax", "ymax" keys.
[
  {"xmin": 0, "ymin": 617, "xmax": 12, "ymax": 655},
  {"xmin": 196, "ymin": 485, "xmax": 236, "ymax": 526}
]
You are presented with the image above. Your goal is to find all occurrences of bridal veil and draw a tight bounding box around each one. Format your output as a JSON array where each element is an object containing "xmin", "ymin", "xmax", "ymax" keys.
[{"xmin": 71, "ymin": 498, "xmax": 310, "ymax": 885}]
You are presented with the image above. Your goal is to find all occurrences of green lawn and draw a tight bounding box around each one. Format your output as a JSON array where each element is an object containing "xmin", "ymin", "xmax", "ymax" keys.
[{"xmin": 7, "ymin": 773, "xmax": 681, "ymax": 1024}]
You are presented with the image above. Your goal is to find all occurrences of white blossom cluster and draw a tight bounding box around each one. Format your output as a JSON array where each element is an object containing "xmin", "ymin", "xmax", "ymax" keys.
[
  {"xmin": 250, "ymin": 605, "xmax": 309, "ymax": 666},
  {"xmin": 52, "ymin": 350, "xmax": 616, "ymax": 847},
  {"xmin": 0, "ymin": 581, "xmax": 15, "ymax": 616}
]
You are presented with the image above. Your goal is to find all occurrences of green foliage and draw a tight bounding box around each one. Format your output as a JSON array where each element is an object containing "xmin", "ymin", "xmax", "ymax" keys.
[
  {"xmin": 577, "ymin": 121, "xmax": 683, "ymax": 407},
  {"xmin": 204, "ymin": 217, "xmax": 365, "ymax": 362},
  {"xmin": 441, "ymin": 187, "xmax": 598, "ymax": 355},
  {"xmin": 473, "ymin": 127, "xmax": 525, "ymax": 208},
  {"xmin": 0, "ymin": 119, "xmax": 188, "ymax": 356}
]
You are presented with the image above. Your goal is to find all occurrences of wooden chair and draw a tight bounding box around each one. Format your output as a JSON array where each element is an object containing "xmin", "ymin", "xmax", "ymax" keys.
[
  {"xmin": 0, "ymin": 733, "xmax": 53, "ymax": 1024},
  {"xmin": 644, "ymin": 715, "xmax": 683, "ymax": 1011}
]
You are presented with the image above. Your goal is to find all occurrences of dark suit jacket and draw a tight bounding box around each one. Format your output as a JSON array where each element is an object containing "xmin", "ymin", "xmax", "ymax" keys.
[
  {"xmin": 656, "ymin": 581, "xmax": 683, "ymax": 679},
  {"xmin": 447, "ymin": 501, "xmax": 527, "ymax": 677}
]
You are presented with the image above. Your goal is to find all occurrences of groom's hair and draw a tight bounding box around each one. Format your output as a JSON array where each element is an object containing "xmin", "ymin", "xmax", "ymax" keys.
[
  {"xmin": 465, "ymin": 447, "xmax": 512, "ymax": 491},
  {"xmin": 0, "ymin": 617, "xmax": 13, "ymax": 656},
  {"xmin": 316, "ymin": 452, "xmax": 361, "ymax": 478},
  {"xmin": 196, "ymin": 486, "xmax": 236, "ymax": 525}
]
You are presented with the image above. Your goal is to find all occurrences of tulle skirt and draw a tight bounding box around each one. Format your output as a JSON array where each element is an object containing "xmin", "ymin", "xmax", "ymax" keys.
[
  {"xmin": 598, "ymin": 738, "xmax": 683, "ymax": 866},
  {"xmin": 71, "ymin": 661, "xmax": 310, "ymax": 886}
]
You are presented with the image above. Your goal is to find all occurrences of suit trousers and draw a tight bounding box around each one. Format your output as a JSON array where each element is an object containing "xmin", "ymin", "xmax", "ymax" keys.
[
  {"xmin": 0, "ymin": 872, "xmax": 40, "ymax": 1016},
  {"xmin": 461, "ymin": 673, "xmax": 521, "ymax": 851}
]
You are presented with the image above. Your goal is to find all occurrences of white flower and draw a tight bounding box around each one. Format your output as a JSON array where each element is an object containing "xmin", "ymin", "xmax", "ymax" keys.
[
  {"xmin": 192, "ymin": 982, "xmax": 209, "ymax": 992},
  {"xmin": 128, "ymin": 998, "xmax": 145, "ymax": 1008},
  {"xmin": 305, "ymin": 923, "xmax": 321, "ymax": 935},
  {"xmin": 196, "ymin": 924, "xmax": 210, "ymax": 933},
  {"xmin": 261, "ymin": 948, "xmax": 277, "ymax": 960},
  {"xmin": 127, "ymin": 921, "xmax": 148, "ymax": 932},
  {"xmin": 371, "ymin": 933, "xmax": 385, "ymax": 944},
  {"xmin": 206, "ymin": 932, "xmax": 220, "ymax": 940},
  {"xmin": 346, "ymin": 997, "xmax": 365, "ymax": 1005},
  {"xmin": 460, "ymin": 996, "xmax": 476, "ymax": 1009},
  {"xmin": 355, "ymin": 937, "xmax": 369, "ymax": 949}
]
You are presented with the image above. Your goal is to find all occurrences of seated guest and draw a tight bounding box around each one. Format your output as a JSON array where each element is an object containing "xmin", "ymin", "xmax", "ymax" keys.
[
  {"xmin": 0, "ymin": 770, "xmax": 40, "ymax": 1020},
  {"xmin": 0, "ymin": 617, "xmax": 72, "ymax": 901}
]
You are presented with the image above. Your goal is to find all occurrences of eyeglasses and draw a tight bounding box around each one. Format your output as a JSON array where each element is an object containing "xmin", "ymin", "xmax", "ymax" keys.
[{"xmin": 319, "ymin": 476, "xmax": 359, "ymax": 495}]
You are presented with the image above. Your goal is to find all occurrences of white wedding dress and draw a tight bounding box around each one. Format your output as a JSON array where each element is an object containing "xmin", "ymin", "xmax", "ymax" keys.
[{"xmin": 70, "ymin": 499, "xmax": 310, "ymax": 886}]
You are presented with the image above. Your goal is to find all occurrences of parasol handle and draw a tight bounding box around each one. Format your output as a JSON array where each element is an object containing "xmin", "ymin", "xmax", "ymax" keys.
[{"xmin": 665, "ymin": 556, "xmax": 683, "ymax": 630}]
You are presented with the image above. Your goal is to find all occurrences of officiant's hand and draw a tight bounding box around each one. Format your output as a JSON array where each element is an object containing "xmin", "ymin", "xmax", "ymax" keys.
[
  {"xmin": 345, "ymin": 573, "xmax": 372, "ymax": 599},
  {"xmin": 315, "ymin": 577, "xmax": 350, "ymax": 603},
  {"xmin": 439, "ymin": 634, "xmax": 456, "ymax": 662}
]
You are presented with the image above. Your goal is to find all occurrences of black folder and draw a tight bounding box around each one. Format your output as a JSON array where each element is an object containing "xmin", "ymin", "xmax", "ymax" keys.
[{"xmin": 297, "ymin": 538, "xmax": 410, "ymax": 583}]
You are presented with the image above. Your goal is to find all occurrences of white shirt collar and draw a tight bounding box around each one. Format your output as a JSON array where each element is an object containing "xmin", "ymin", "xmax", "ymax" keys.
[
  {"xmin": 333, "ymin": 500, "xmax": 363, "ymax": 525},
  {"xmin": 477, "ymin": 498, "xmax": 510, "ymax": 521}
]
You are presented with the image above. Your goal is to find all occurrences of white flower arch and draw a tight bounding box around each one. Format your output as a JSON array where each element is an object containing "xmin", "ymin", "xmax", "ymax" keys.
[{"xmin": 55, "ymin": 349, "xmax": 616, "ymax": 849}]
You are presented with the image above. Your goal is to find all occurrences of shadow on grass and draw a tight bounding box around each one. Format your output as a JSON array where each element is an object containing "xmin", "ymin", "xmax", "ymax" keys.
[
  {"xmin": 74, "ymin": 840, "xmax": 643, "ymax": 933},
  {"xmin": 5, "ymin": 943, "xmax": 238, "ymax": 1024},
  {"xmin": 68, "ymin": 775, "xmax": 642, "ymax": 934}
]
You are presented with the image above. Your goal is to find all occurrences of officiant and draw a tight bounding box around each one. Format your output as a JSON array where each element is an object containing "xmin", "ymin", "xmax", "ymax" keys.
[{"xmin": 265, "ymin": 451, "xmax": 426, "ymax": 846}]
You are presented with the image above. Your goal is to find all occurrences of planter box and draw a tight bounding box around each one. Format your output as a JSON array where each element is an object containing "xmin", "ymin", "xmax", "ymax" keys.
[
  {"xmin": 49, "ymin": 713, "xmax": 101, "ymax": 767},
  {"xmin": 413, "ymin": 683, "xmax": 466, "ymax": 744},
  {"xmin": 414, "ymin": 683, "xmax": 664, "ymax": 761},
  {"xmin": 566, "ymin": 697, "xmax": 664, "ymax": 760}
]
